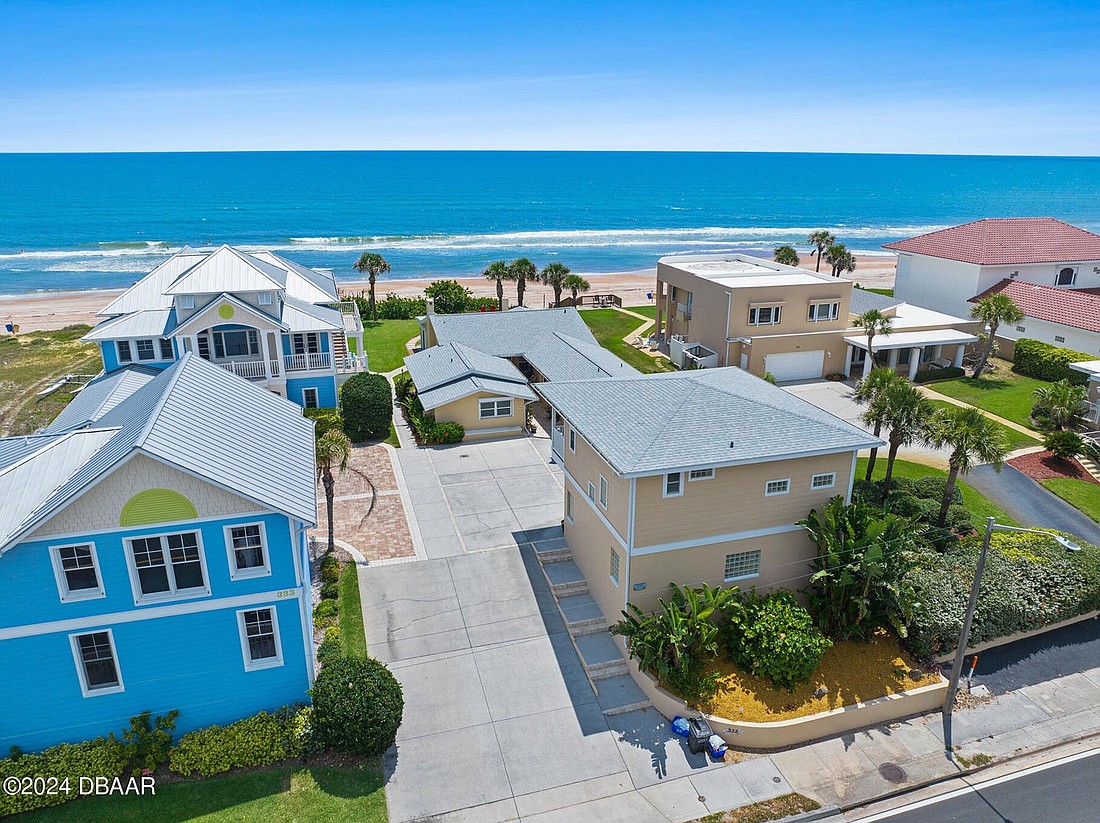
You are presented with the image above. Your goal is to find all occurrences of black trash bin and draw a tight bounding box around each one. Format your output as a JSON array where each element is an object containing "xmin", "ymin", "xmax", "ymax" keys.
[{"xmin": 687, "ymin": 717, "xmax": 713, "ymax": 755}]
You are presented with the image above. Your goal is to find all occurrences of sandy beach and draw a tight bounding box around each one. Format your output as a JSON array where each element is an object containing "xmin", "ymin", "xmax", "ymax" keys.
[{"xmin": 0, "ymin": 255, "xmax": 897, "ymax": 333}]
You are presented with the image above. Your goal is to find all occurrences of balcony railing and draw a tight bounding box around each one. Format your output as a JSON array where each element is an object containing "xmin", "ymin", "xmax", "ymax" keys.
[
  {"xmin": 284, "ymin": 352, "xmax": 332, "ymax": 372},
  {"xmin": 336, "ymin": 355, "xmax": 369, "ymax": 374},
  {"xmin": 214, "ymin": 359, "xmax": 277, "ymax": 380}
]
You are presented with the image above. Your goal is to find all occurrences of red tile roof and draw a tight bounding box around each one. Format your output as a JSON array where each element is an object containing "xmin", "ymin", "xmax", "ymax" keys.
[
  {"xmin": 884, "ymin": 218, "xmax": 1100, "ymax": 265},
  {"xmin": 969, "ymin": 279, "xmax": 1100, "ymax": 334}
]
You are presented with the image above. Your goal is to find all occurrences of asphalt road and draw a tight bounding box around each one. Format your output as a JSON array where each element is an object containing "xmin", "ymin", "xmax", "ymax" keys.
[
  {"xmin": 972, "ymin": 614, "xmax": 1100, "ymax": 693},
  {"xmin": 862, "ymin": 750, "xmax": 1100, "ymax": 822},
  {"xmin": 966, "ymin": 463, "xmax": 1100, "ymax": 547}
]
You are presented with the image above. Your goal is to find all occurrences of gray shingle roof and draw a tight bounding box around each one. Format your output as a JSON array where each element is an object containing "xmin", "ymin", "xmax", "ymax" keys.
[
  {"xmin": 537, "ymin": 367, "xmax": 883, "ymax": 477},
  {"xmin": 0, "ymin": 353, "xmax": 316, "ymax": 552},
  {"xmin": 848, "ymin": 288, "xmax": 902, "ymax": 316},
  {"xmin": 418, "ymin": 377, "xmax": 537, "ymax": 411},
  {"xmin": 44, "ymin": 366, "xmax": 162, "ymax": 433},
  {"xmin": 405, "ymin": 342, "xmax": 535, "ymax": 410},
  {"xmin": 525, "ymin": 333, "xmax": 641, "ymax": 381},
  {"xmin": 428, "ymin": 307, "xmax": 598, "ymax": 356}
]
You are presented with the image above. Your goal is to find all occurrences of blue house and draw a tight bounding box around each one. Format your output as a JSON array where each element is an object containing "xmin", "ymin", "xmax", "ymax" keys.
[
  {"xmin": 84, "ymin": 245, "xmax": 366, "ymax": 409},
  {"xmin": 0, "ymin": 354, "xmax": 318, "ymax": 752}
]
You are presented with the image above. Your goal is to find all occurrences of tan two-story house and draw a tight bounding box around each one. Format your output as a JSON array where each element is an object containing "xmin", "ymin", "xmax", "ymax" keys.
[
  {"xmin": 537, "ymin": 368, "xmax": 883, "ymax": 624},
  {"xmin": 654, "ymin": 254, "xmax": 978, "ymax": 382}
]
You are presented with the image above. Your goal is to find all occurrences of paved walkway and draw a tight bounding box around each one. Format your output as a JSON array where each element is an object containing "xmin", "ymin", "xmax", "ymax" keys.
[{"xmin": 965, "ymin": 463, "xmax": 1100, "ymax": 545}]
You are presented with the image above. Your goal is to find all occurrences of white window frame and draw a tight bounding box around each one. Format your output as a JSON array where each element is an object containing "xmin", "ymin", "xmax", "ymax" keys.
[
  {"xmin": 135, "ymin": 339, "xmax": 157, "ymax": 361},
  {"xmin": 302, "ymin": 387, "xmax": 319, "ymax": 409},
  {"xmin": 568, "ymin": 428, "xmax": 576, "ymax": 452},
  {"xmin": 765, "ymin": 478, "xmax": 791, "ymax": 497},
  {"xmin": 663, "ymin": 471, "xmax": 684, "ymax": 498},
  {"xmin": 116, "ymin": 340, "xmax": 132, "ymax": 363},
  {"xmin": 179, "ymin": 295, "xmax": 196, "ymax": 310},
  {"xmin": 49, "ymin": 542, "xmax": 106, "ymax": 602},
  {"xmin": 159, "ymin": 337, "xmax": 174, "ymax": 360},
  {"xmin": 724, "ymin": 550, "xmax": 761, "ymax": 583},
  {"xmin": 688, "ymin": 468, "xmax": 714, "ymax": 482},
  {"xmin": 1056, "ymin": 267, "xmax": 1077, "ymax": 286},
  {"xmin": 478, "ymin": 397, "xmax": 514, "ymax": 420},
  {"xmin": 236, "ymin": 607, "xmax": 284, "ymax": 672},
  {"xmin": 258, "ymin": 291, "xmax": 273, "ymax": 306},
  {"xmin": 610, "ymin": 548, "xmax": 620, "ymax": 587},
  {"xmin": 69, "ymin": 629, "xmax": 124, "ymax": 697},
  {"xmin": 807, "ymin": 302, "xmax": 839, "ymax": 322},
  {"xmin": 598, "ymin": 475, "xmax": 609, "ymax": 509},
  {"xmin": 123, "ymin": 529, "xmax": 211, "ymax": 606},
  {"xmin": 587, "ymin": 481, "xmax": 596, "ymax": 501},
  {"xmin": 223, "ymin": 522, "xmax": 271, "ymax": 580},
  {"xmin": 811, "ymin": 472, "xmax": 837, "ymax": 490},
  {"xmin": 566, "ymin": 491, "xmax": 574, "ymax": 524},
  {"xmin": 749, "ymin": 305, "xmax": 782, "ymax": 326}
]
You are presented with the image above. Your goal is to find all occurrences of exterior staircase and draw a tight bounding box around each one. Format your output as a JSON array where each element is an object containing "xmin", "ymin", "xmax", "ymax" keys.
[
  {"xmin": 1078, "ymin": 454, "xmax": 1100, "ymax": 484},
  {"xmin": 331, "ymin": 331, "xmax": 348, "ymax": 365},
  {"xmin": 531, "ymin": 532, "xmax": 652, "ymax": 717}
]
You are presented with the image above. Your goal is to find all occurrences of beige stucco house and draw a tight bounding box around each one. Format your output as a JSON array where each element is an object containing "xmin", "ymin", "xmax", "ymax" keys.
[
  {"xmin": 537, "ymin": 368, "xmax": 883, "ymax": 624},
  {"xmin": 653, "ymin": 254, "xmax": 978, "ymax": 381}
]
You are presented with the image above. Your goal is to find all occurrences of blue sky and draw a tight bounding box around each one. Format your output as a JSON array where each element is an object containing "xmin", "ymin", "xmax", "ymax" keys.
[{"xmin": 2, "ymin": 0, "xmax": 1099, "ymax": 154}]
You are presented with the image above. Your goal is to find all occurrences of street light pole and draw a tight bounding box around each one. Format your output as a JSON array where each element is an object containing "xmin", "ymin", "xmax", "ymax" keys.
[{"xmin": 942, "ymin": 519, "xmax": 1081, "ymax": 751}]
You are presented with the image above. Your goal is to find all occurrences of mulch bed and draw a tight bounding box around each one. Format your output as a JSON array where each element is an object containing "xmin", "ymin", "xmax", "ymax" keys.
[{"xmin": 1008, "ymin": 450, "xmax": 1099, "ymax": 484}]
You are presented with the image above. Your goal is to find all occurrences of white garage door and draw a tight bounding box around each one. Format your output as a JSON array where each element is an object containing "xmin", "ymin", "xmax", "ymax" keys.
[{"xmin": 765, "ymin": 350, "xmax": 825, "ymax": 382}]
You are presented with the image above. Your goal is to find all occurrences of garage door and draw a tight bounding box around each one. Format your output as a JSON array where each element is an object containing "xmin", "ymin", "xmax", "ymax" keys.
[{"xmin": 764, "ymin": 350, "xmax": 825, "ymax": 382}]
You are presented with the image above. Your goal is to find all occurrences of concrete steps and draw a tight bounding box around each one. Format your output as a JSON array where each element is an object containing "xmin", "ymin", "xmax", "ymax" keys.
[
  {"xmin": 1079, "ymin": 455, "xmax": 1100, "ymax": 484},
  {"xmin": 595, "ymin": 674, "xmax": 653, "ymax": 716},
  {"xmin": 531, "ymin": 535, "xmax": 572, "ymax": 565},
  {"xmin": 557, "ymin": 593, "xmax": 607, "ymax": 636},
  {"xmin": 542, "ymin": 559, "xmax": 589, "ymax": 597},
  {"xmin": 574, "ymin": 630, "xmax": 629, "ymax": 681}
]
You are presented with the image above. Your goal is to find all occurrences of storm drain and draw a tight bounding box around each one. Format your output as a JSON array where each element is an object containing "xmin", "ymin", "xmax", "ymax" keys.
[{"xmin": 879, "ymin": 763, "xmax": 907, "ymax": 784}]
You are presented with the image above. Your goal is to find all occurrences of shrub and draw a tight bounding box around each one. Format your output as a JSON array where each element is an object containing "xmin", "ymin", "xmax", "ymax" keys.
[
  {"xmin": 122, "ymin": 710, "xmax": 178, "ymax": 776},
  {"xmin": 399, "ymin": 395, "xmax": 465, "ymax": 445},
  {"xmin": 313, "ymin": 598, "xmax": 339, "ymax": 630},
  {"xmin": 310, "ymin": 656, "xmax": 404, "ymax": 755},
  {"xmin": 340, "ymin": 373, "xmax": 393, "ymax": 441},
  {"xmin": 906, "ymin": 531, "xmax": 1100, "ymax": 657},
  {"xmin": 1013, "ymin": 338, "xmax": 1090, "ymax": 384},
  {"xmin": 0, "ymin": 736, "xmax": 130, "ymax": 815},
  {"xmin": 320, "ymin": 555, "xmax": 341, "ymax": 586},
  {"xmin": 725, "ymin": 590, "xmax": 832, "ymax": 691},
  {"xmin": 393, "ymin": 371, "xmax": 415, "ymax": 402},
  {"xmin": 913, "ymin": 366, "xmax": 964, "ymax": 383},
  {"xmin": 431, "ymin": 421, "xmax": 465, "ymax": 444},
  {"xmin": 168, "ymin": 708, "xmax": 309, "ymax": 778},
  {"xmin": 367, "ymin": 293, "xmax": 427, "ymax": 320},
  {"xmin": 303, "ymin": 407, "xmax": 343, "ymax": 437},
  {"xmin": 1044, "ymin": 430, "xmax": 1086, "ymax": 461},
  {"xmin": 424, "ymin": 279, "xmax": 474, "ymax": 314},
  {"xmin": 320, "ymin": 582, "xmax": 339, "ymax": 600},
  {"xmin": 318, "ymin": 627, "xmax": 343, "ymax": 665}
]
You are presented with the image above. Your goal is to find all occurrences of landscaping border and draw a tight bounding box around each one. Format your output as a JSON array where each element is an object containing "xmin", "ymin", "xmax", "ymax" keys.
[{"xmin": 625, "ymin": 658, "xmax": 947, "ymax": 751}]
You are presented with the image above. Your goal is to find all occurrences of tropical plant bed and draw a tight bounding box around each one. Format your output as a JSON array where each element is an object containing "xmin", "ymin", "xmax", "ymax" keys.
[
  {"xmin": 1007, "ymin": 451, "xmax": 1098, "ymax": 484},
  {"xmin": 696, "ymin": 630, "xmax": 939, "ymax": 724}
]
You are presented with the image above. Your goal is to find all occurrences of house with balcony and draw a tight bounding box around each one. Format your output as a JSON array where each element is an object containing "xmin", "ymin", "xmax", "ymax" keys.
[
  {"xmin": 85, "ymin": 245, "xmax": 367, "ymax": 408},
  {"xmin": 653, "ymin": 254, "xmax": 978, "ymax": 382},
  {"xmin": 536, "ymin": 367, "xmax": 882, "ymax": 624},
  {"xmin": 0, "ymin": 353, "xmax": 317, "ymax": 752}
]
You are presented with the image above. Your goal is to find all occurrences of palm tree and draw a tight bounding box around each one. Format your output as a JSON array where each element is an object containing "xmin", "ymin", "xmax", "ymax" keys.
[
  {"xmin": 316, "ymin": 429, "xmax": 352, "ymax": 557},
  {"xmin": 564, "ymin": 273, "xmax": 591, "ymax": 305},
  {"xmin": 925, "ymin": 406, "xmax": 1007, "ymax": 527},
  {"xmin": 482, "ymin": 260, "xmax": 509, "ymax": 311},
  {"xmin": 876, "ymin": 382, "xmax": 936, "ymax": 495},
  {"xmin": 353, "ymin": 253, "xmax": 391, "ymax": 322},
  {"xmin": 824, "ymin": 242, "xmax": 856, "ymax": 278},
  {"xmin": 854, "ymin": 308, "xmax": 893, "ymax": 378},
  {"xmin": 540, "ymin": 262, "xmax": 571, "ymax": 307},
  {"xmin": 508, "ymin": 258, "xmax": 537, "ymax": 307},
  {"xmin": 774, "ymin": 245, "xmax": 800, "ymax": 266},
  {"xmin": 969, "ymin": 294, "xmax": 1023, "ymax": 378},
  {"xmin": 1032, "ymin": 380, "xmax": 1088, "ymax": 430},
  {"xmin": 854, "ymin": 367, "xmax": 907, "ymax": 481},
  {"xmin": 808, "ymin": 230, "xmax": 835, "ymax": 272}
]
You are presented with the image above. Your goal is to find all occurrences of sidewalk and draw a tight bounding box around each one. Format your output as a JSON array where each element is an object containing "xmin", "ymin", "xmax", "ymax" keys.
[{"xmin": 770, "ymin": 662, "xmax": 1100, "ymax": 813}]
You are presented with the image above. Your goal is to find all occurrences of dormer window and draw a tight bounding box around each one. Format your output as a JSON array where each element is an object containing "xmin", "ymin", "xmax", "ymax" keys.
[
  {"xmin": 258, "ymin": 291, "xmax": 273, "ymax": 306},
  {"xmin": 1056, "ymin": 267, "xmax": 1077, "ymax": 286},
  {"xmin": 180, "ymin": 295, "xmax": 196, "ymax": 310}
]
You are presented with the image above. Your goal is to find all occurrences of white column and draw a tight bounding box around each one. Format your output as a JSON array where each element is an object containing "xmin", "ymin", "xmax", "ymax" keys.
[
  {"xmin": 888, "ymin": 348, "xmax": 899, "ymax": 369},
  {"xmin": 953, "ymin": 344, "xmax": 965, "ymax": 368},
  {"xmin": 260, "ymin": 329, "xmax": 272, "ymax": 379},
  {"xmin": 843, "ymin": 345, "xmax": 854, "ymax": 378},
  {"xmin": 862, "ymin": 347, "xmax": 873, "ymax": 378},
  {"xmin": 190, "ymin": 334, "xmax": 200, "ymax": 358},
  {"xmin": 908, "ymin": 348, "xmax": 921, "ymax": 380}
]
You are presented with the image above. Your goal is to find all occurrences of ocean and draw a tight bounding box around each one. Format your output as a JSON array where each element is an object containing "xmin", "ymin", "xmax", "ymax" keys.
[{"xmin": 1, "ymin": 151, "xmax": 1099, "ymax": 296}]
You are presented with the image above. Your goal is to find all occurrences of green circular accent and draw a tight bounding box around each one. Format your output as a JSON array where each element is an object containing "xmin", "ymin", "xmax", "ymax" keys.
[
  {"xmin": 120, "ymin": 489, "xmax": 198, "ymax": 527},
  {"xmin": 218, "ymin": 304, "xmax": 235, "ymax": 320}
]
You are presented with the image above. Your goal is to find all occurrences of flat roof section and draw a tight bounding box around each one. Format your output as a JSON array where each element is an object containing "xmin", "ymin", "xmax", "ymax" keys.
[{"xmin": 658, "ymin": 253, "xmax": 840, "ymax": 287}]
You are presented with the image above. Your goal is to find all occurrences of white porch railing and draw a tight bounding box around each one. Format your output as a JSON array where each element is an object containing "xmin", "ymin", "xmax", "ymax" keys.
[
  {"xmin": 214, "ymin": 359, "xmax": 270, "ymax": 380},
  {"xmin": 284, "ymin": 352, "xmax": 332, "ymax": 372},
  {"xmin": 336, "ymin": 355, "xmax": 369, "ymax": 374}
]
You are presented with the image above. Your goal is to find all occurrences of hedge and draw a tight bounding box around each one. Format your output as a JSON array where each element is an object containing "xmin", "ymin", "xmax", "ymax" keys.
[
  {"xmin": 726, "ymin": 590, "xmax": 831, "ymax": 691},
  {"xmin": 913, "ymin": 366, "xmax": 964, "ymax": 383},
  {"xmin": 340, "ymin": 373, "xmax": 393, "ymax": 441},
  {"xmin": 1013, "ymin": 338, "xmax": 1090, "ymax": 385},
  {"xmin": 905, "ymin": 531, "xmax": 1100, "ymax": 658},
  {"xmin": 168, "ymin": 707, "xmax": 311, "ymax": 779},
  {"xmin": 303, "ymin": 407, "xmax": 343, "ymax": 437},
  {"xmin": 0, "ymin": 737, "xmax": 131, "ymax": 815},
  {"xmin": 399, "ymin": 395, "xmax": 464, "ymax": 444},
  {"xmin": 311, "ymin": 656, "xmax": 404, "ymax": 756}
]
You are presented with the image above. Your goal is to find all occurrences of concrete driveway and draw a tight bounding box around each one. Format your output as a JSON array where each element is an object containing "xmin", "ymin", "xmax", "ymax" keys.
[{"xmin": 360, "ymin": 434, "xmax": 792, "ymax": 822}]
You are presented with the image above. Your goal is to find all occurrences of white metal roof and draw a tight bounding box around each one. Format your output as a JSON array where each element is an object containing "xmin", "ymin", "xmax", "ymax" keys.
[
  {"xmin": 97, "ymin": 249, "xmax": 206, "ymax": 316},
  {"xmin": 282, "ymin": 296, "xmax": 343, "ymax": 332},
  {"xmin": 84, "ymin": 309, "xmax": 177, "ymax": 341},
  {"xmin": 44, "ymin": 366, "xmax": 162, "ymax": 433},
  {"xmin": 844, "ymin": 329, "xmax": 979, "ymax": 351},
  {"xmin": 163, "ymin": 245, "xmax": 288, "ymax": 295},
  {"xmin": 251, "ymin": 251, "xmax": 340, "ymax": 303},
  {"xmin": 1070, "ymin": 360, "xmax": 1100, "ymax": 378}
]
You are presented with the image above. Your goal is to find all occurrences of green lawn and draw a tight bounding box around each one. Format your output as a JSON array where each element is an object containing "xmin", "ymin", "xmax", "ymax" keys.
[
  {"xmin": 15, "ymin": 763, "xmax": 387, "ymax": 823},
  {"xmin": 1041, "ymin": 478, "xmax": 1100, "ymax": 523},
  {"xmin": 339, "ymin": 563, "xmax": 367, "ymax": 657},
  {"xmin": 623, "ymin": 304, "xmax": 656, "ymax": 318},
  {"xmin": 579, "ymin": 308, "xmax": 675, "ymax": 373},
  {"xmin": 0, "ymin": 325, "xmax": 100, "ymax": 436},
  {"xmin": 925, "ymin": 399, "xmax": 1041, "ymax": 452},
  {"xmin": 863, "ymin": 287, "xmax": 894, "ymax": 297},
  {"xmin": 361, "ymin": 319, "xmax": 421, "ymax": 373},
  {"xmin": 928, "ymin": 370, "xmax": 1048, "ymax": 430},
  {"xmin": 857, "ymin": 456, "xmax": 1018, "ymax": 527}
]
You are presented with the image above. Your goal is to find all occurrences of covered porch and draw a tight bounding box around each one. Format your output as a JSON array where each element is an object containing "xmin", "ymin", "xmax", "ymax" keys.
[{"xmin": 843, "ymin": 328, "xmax": 978, "ymax": 380}]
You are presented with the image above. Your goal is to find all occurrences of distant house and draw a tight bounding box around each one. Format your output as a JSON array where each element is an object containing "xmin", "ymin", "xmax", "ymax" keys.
[
  {"xmin": 0, "ymin": 354, "xmax": 317, "ymax": 752},
  {"xmin": 1070, "ymin": 360, "xmax": 1100, "ymax": 426},
  {"xmin": 537, "ymin": 368, "xmax": 882, "ymax": 622},
  {"xmin": 887, "ymin": 217, "xmax": 1100, "ymax": 326},
  {"xmin": 85, "ymin": 245, "xmax": 367, "ymax": 409},
  {"xmin": 968, "ymin": 279, "xmax": 1100, "ymax": 359},
  {"xmin": 653, "ymin": 254, "xmax": 977, "ymax": 381}
]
